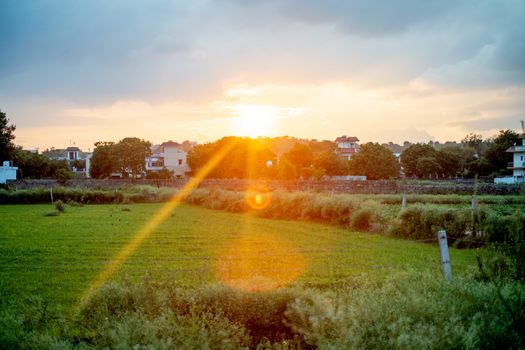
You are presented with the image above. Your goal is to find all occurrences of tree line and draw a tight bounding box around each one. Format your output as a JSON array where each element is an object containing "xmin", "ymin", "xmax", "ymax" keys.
[
  {"xmin": 187, "ymin": 131, "xmax": 520, "ymax": 180},
  {"xmin": 1, "ymin": 108, "xmax": 521, "ymax": 181}
]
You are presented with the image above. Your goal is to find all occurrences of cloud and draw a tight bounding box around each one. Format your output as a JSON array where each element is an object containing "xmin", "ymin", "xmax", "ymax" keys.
[
  {"xmin": 448, "ymin": 115, "xmax": 524, "ymax": 132},
  {"xmin": 1, "ymin": 0, "xmax": 525, "ymax": 149}
]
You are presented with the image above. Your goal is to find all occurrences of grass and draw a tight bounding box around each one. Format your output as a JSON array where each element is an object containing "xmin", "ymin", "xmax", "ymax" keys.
[{"xmin": 0, "ymin": 203, "xmax": 476, "ymax": 312}]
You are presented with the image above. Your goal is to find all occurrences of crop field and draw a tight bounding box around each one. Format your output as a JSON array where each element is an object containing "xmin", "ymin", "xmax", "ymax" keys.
[
  {"xmin": 0, "ymin": 202, "xmax": 476, "ymax": 310},
  {"xmin": 1, "ymin": 198, "xmax": 523, "ymax": 348}
]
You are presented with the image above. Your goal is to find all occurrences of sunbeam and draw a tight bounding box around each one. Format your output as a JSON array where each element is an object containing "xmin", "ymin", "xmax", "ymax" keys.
[{"xmin": 73, "ymin": 138, "xmax": 239, "ymax": 315}]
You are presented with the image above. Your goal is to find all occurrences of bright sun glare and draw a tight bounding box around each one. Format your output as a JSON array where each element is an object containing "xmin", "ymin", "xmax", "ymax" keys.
[{"xmin": 233, "ymin": 104, "xmax": 275, "ymax": 137}]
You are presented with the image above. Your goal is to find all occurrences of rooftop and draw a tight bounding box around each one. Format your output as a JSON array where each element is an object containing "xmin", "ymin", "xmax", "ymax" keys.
[{"xmin": 335, "ymin": 136, "xmax": 359, "ymax": 143}]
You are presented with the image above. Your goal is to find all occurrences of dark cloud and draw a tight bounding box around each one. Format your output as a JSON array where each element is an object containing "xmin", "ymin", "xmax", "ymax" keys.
[
  {"xmin": 0, "ymin": 0, "xmax": 524, "ymax": 106},
  {"xmin": 448, "ymin": 115, "xmax": 524, "ymax": 132},
  {"xmin": 220, "ymin": 0, "xmax": 457, "ymax": 36}
]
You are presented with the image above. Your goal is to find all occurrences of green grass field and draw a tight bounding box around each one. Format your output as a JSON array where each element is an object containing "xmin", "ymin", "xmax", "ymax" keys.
[{"xmin": 0, "ymin": 202, "xmax": 476, "ymax": 312}]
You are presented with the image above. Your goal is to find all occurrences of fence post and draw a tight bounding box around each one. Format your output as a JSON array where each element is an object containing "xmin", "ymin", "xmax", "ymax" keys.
[
  {"xmin": 50, "ymin": 187, "xmax": 54, "ymax": 204},
  {"xmin": 471, "ymin": 195, "xmax": 478, "ymax": 235},
  {"xmin": 437, "ymin": 230, "xmax": 452, "ymax": 281},
  {"xmin": 401, "ymin": 192, "xmax": 407, "ymax": 210}
]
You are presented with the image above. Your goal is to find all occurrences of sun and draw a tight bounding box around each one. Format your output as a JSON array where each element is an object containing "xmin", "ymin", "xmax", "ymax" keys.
[{"xmin": 232, "ymin": 104, "xmax": 276, "ymax": 137}]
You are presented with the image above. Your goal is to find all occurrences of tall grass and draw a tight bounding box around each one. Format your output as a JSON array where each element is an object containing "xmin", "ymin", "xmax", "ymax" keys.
[
  {"xmin": 1, "ymin": 272, "xmax": 523, "ymax": 349},
  {"xmin": 2, "ymin": 186, "xmax": 523, "ymax": 244}
]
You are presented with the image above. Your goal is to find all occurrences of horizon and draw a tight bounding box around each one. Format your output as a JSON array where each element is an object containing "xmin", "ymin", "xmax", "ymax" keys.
[
  {"xmin": 1, "ymin": 1, "xmax": 524, "ymax": 151},
  {"xmin": 18, "ymin": 133, "xmax": 508, "ymax": 154}
]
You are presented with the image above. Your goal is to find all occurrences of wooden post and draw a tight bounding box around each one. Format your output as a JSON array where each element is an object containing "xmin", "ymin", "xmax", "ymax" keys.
[
  {"xmin": 438, "ymin": 230, "xmax": 452, "ymax": 281},
  {"xmin": 471, "ymin": 195, "xmax": 477, "ymax": 235},
  {"xmin": 401, "ymin": 193, "xmax": 407, "ymax": 210}
]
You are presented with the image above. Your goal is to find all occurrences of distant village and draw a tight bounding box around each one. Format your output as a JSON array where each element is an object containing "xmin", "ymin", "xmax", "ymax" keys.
[{"xmin": 2, "ymin": 130, "xmax": 525, "ymax": 185}]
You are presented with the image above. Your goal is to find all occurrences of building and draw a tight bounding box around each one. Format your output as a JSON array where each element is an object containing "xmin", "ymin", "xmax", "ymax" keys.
[
  {"xmin": 494, "ymin": 132, "xmax": 525, "ymax": 184},
  {"xmin": 43, "ymin": 146, "xmax": 93, "ymax": 178},
  {"xmin": 0, "ymin": 161, "xmax": 18, "ymax": 184},
  {"xmin": 145, "ymin": 141, "xmax": 191, "ymax": 178},
  {"xmin": 335, "ymin": 135, "xmax": 360, "ymax": 160}
]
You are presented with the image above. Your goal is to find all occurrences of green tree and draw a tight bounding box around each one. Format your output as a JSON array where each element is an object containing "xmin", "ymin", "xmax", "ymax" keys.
[
  {"xmin": 313, "ymin": 151, "xmax": 348, "ymax": 176},
  {"xmin": 436, "ymin": 148, "xmax": 461, "ymax": 178},
  {"xmin": 90, "ymin": 142, "xmax": 117, "ymax": 179},
  {"xmin": 55, "ymin": 168, "xmax": 72, "ymax": 184},
  {"xmin": 186, "ymin": 142, "xmax": 217, "ymax": 176},
  {"xmin": 461, "ymin": 133, "xmax": 484, "ymax": 157},
  {"xmin": 0, "ymin": 109, "xmax": 16, "ymax": 162},
  {"xmin": 277, "ymin": 157, "xmax": 297, "ymax": 180},
  {"xmin": 282, "ymin": 143, "xmax": 314, "ymax": 172},
  {"xmin": 115, "ymin": 137, "xmax": 152, "ymax": 179},
  {"xmin": 146, "ymin": 168, "xmax": 173, "ymax": 180},
  {"xmin": 11, "ymin": 147, "xmax": 69, "ymax": 179},
  {"xmin": 187, "ymin": 137, "xmax": 276, "ymax": 179},
  {"xmin": 436, "ymin": 145, "xmax": 475, "ymax": 178},
  {"xmin": 348, "ymin": 142, "xmax": 400, "ymax": 180},
  {"xmin": 483, "ymin": 129, "xmax": 520, "ymax": 176},
  {"xmin": 400, "ymin": 144, "xmax": 436, "ymax": 178},
  {"xmin": 416, "ymin": 156, "xmax": 442, "ymax": 178}
]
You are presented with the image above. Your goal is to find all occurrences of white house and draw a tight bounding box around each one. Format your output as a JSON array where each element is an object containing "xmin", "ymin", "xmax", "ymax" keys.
[
  {"xmin": 494, "ymin": 132, "xmax": 525, "ymax": 184},
  {"xmin": 146, "ymin": 141, "xmax": 190, "ymax": 178},
  {"xmin": 0, "ymin": 161, "xmax": 18, "ymax": 184},
  {"xmin": 43, "ymin": 146, "xmax": 93, "ymax": 178},
  {"xmin": 335, "ymin": 135, "xmax": 360, "ymax": 160}
]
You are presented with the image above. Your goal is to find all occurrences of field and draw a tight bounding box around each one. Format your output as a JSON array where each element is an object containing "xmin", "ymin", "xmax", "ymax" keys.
[
  {"xmin": 0, "ymin": 197, "xmax": 523, "ymax": 348},
  {"xmin": 0, "ymin": 202, "xmax": 476, "ymax": 310}
]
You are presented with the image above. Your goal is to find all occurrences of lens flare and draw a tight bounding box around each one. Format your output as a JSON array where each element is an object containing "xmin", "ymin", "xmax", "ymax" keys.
[
  {"xmin": 245, "ymin": 185, "xmax": 272, "ymax": 210},
  {"xmin": 215, "ymin": 234, "xmax": 305, "ymax": 292}
]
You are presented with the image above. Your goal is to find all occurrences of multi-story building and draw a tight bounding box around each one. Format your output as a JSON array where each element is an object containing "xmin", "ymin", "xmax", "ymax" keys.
[
  {"xmin": 506, "ymin": 133, "xmax": 525, "ymax": 183},
  {"xmin": 145, "ymin": 141, "xmax": 191, "ymax": 178},
  {"xmin": 43, "ymin": 146, "xmax": 92, "ymax": 177},
  {"xmin": 335, "ymin": 135, "xmax": 360, "ymax": 160}
]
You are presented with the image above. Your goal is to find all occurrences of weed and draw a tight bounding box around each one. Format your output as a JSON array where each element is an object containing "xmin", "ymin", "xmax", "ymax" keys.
[{"xmin": 54, "ymin": 200, "xmax": 65, "ymax": 213}]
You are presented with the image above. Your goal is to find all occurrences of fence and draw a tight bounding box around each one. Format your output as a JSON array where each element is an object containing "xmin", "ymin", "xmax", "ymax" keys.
[{"xmin": 6, "ymin": 178, "xmax": 524, "ymax": 195}]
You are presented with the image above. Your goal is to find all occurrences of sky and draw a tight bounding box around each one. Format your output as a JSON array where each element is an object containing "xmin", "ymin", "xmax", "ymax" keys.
[{"xmin": 1, "ymin": 0, "xmax": 525, "ymax": 151}]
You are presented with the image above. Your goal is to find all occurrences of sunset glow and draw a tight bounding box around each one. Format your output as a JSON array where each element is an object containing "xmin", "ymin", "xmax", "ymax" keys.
[
  {"xmin": 215, "ymin": 231, "xmax": 306, "ymax": 292},
  {"xmin": 232, "ymin": 104, "xmax": 276, "ymax": 138}
]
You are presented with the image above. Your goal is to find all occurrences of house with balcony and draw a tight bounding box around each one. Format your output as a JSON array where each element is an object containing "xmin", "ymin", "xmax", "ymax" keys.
[
  {"xmin": 42, "ymin": 146, "xmax": 92, "ymax": 178},
  {"xmin": 494, "ymin": 132, "xmax": 525, "ymax": 184},
  {"xmin": 145, "ymin": 141, "xmax": 191, "ymax": 178},
  {"xmin": 335, "ymin": 135, "xmax": 359, "ymax": 160}
]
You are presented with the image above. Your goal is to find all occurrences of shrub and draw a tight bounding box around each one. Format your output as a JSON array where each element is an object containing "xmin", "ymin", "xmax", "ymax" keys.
[
  {"xmin": 389, "ymin": 205, "xmax": 474, "ymax": 240},
  {"xmin": 3, "ymin": 272, "xmax": 525, "ymax": 349},
  {"xmin": 478, "ymin": 212, "xmax": 525, "ymax": 282},
  {"xmin": 54, "ymin": 200, "xmax": 65, "ymax": 213},
  {"xmin": 285, "ymin": 272, "xmax": 525, "ymax": 349},
  {"xmin": 55, "ymin": 169, "xmax": 71, "ymax": 184}
]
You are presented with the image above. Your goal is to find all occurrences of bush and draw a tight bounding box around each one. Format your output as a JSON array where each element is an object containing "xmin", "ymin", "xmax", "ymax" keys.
[
  {"xmin": 285, "ymin": 272, "xmax": 525, "ymax": 349},
  {"xmin": 55, "ymin": 169, "xmax": 71, "ymax": 184},
  {"xmin": 389, "ymin": 205, "xmax": 475, "ymax": 240},
  {"xmin": 54, "ymin": 200, "xmax": 65, "ymax": 213},
  {"xmin": 478, "ymin": 212, "xmax": 525, "ymax": 282},
  {"xmin": 2, "ymin": 272, "xmax": 525, "ymax": 349}
]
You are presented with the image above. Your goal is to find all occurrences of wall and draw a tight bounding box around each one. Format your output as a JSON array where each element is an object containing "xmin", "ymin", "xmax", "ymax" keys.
[{"xmin": 7, "ymin": 178, "xmax": 524, "ymax": 195}]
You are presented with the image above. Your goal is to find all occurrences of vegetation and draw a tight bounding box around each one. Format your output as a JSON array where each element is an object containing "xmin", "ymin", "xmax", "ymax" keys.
[
  {"xmin": 399, "ymin": 129, "xmax": 521, "ymax": 179},
  {"xmin": 3, "ymin": 271, "xmax": 523, "ymax": 349},
  {"xmin": 1, "ymin": 186, "xmax": 523, "ymax": 244},
  {"xmin": 89, "ymin": 138, "xmax": 152, "ymax": 179},
  {"xmin": 348, "ymin": 142, "xmax": 400, "ymax": 179},
  {"xmin": 89, "ymin": 141, "xmax": 116, "ymax": 178},
  {"xmin": 0, "ymin": 203, "xmax": 475, "ymax": 306},
  {"xmin": 0, "ymin": 196, "xmax": 523, "ymax": 348},
  {"xmin": 0, "ymin": 109, "xmax": 16, "ymax": 162}
]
